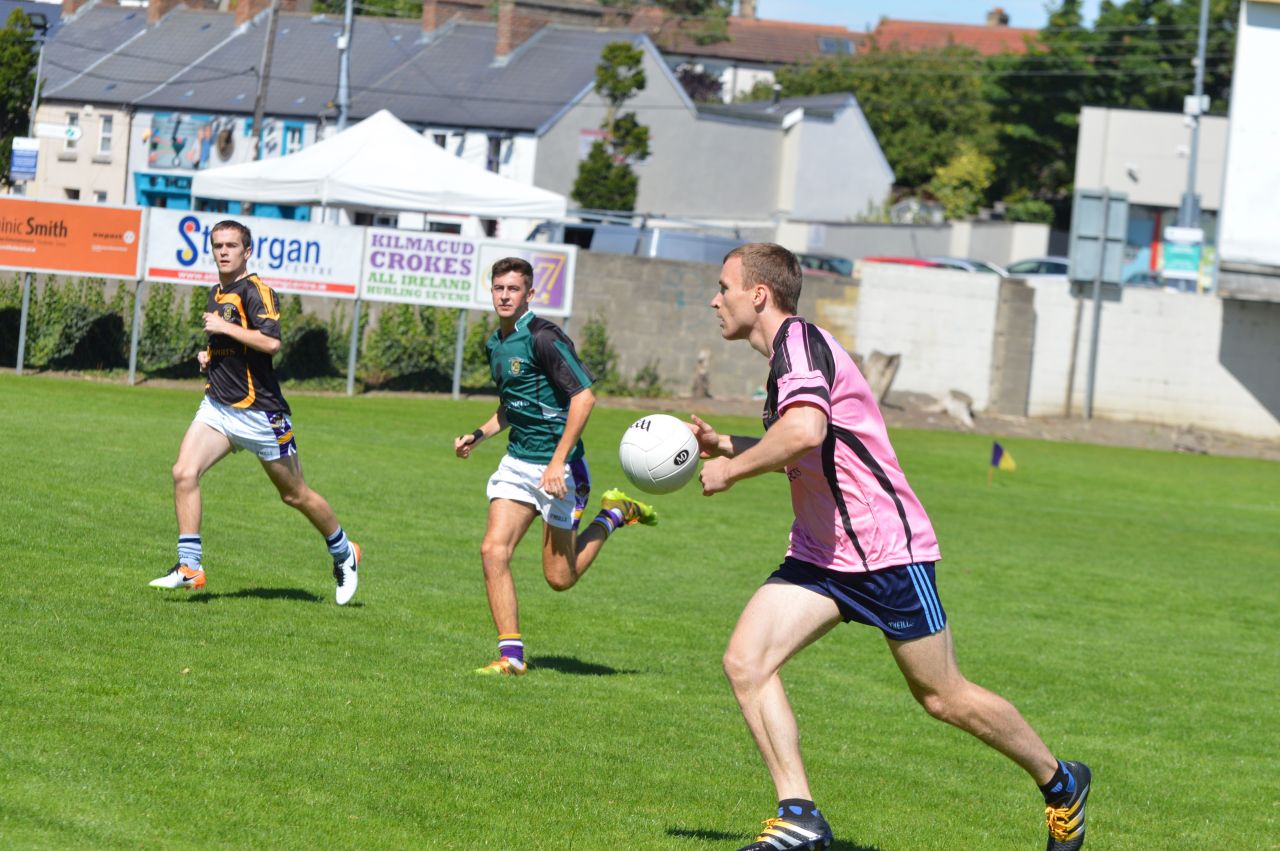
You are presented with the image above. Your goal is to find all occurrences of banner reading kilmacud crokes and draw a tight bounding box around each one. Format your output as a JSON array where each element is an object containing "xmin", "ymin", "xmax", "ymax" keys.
[
  {"xmin": 359, "ymin": 228, "xmax": 481, "ymax": 307},
  {"xmin": 145, "ymin": 209, "xmax": 363, "ymax": 298}
]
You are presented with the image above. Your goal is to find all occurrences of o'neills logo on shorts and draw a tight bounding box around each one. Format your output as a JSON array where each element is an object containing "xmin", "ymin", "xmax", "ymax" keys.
[{"xmin": 509, "ymin": 357, "xmax": 523, "ymax": 375}]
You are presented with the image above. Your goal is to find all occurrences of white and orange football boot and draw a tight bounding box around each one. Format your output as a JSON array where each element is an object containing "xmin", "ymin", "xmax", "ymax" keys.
[{"xmin": 149, "ymin": 563, "xmax": 206, "ymax": 590}]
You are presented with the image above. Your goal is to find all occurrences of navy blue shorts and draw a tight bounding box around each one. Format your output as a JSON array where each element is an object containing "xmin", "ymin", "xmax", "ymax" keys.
[{"xmin": 767, "ymin": 559, "xmax": 947, "ymax": 641}]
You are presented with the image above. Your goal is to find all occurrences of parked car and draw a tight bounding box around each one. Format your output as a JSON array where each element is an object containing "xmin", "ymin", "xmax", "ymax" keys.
[
  {"xmin": 797, "ymin": 252, "xmax": 854, "ymax": 277},
  {"xmin": 528, "ymin": 221, "xmax": 742, "ymax": 265},
  {"xmin": 860, "ymin": 256, "xmax": 942, "ymax": 268},
  {"xmin": 924, "ymin": 256, "xmax": 1009, "ymax": 276},
  {"xmin": 1006, "ymin": 256, "xmax": 1070, "ymax": 277}
]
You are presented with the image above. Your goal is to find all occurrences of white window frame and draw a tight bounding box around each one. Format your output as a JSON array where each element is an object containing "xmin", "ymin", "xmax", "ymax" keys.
[
  {"xmin": 98, "ymin": 114, "xmax": 113, "ymax": 156},
  {"xmin": 65, "ymin": 112, "xmax": 79, "ymax": 152}
]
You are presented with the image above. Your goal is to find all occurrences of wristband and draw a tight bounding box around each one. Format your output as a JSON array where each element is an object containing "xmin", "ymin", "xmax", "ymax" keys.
[{"xmin": 471, "ymin": 429, "xmax": 485, "ymax": 443}]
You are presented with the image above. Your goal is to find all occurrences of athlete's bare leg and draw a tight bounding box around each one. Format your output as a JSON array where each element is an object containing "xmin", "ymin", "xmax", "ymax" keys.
[
  {"xmin": 260, "ymin": 453, "xmax": 341, "ymax": 537},
  {"xmin": 723, "ymin": 581, "xmax": 843, "ymax": 801},
  {"xmin": 887, "ymin": 625, "xmax": 1058, "ymax": 784},
  {"xmin": 540, "ymin": 521, "xmax": 609, "ymax": 591},
  {"xmin": 480, "ymin": 498, "xmax": 540, "ymax": 635},
  {"xmin": 172, "ymin": 421, "xmax": 233, "ymax": 535}
]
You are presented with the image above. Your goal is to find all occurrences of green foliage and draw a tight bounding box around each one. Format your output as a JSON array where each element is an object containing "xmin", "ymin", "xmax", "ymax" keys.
[
  {"xmin": 927, "ymin": 142, "xmax": 996, "ymax": 221},
  {"xmin": 986, "ymin": 0, "xmax": 1241, "ymax": 214},
  {"xmin": 461, "ymin": 310, "xmax": 498, "ymax": 390},
  {"xmin": 573, "ymin": 41, "xmax": 650, "ymax": 213},
  {"xmin": 0, "ymin": 10, "xmax": 38, "ymax": 186},
  {"xmin": 577, "ymin": 313, "xmax": 666, "ymax": 397},
  {"xmin": 757, "ymin": 43, "xmax": 996, "ymax": 189},
  {"xmin": 21, "ymin": 278, "xmax": 129, "ymax": 370},
  {"xmin": 361, "ymin": 303, "xmax": 459, "ymax": 389},
  {"xmin": 311, "ymin": 0, "xmax": 422, "ymax": 17},
  {"xmin": 1002, "ymin": 189, "xmax": 1056, "ymax": 224},
  {"xmin": 137, "ymin": 283, "xmax": 203, "ymax": 374}
]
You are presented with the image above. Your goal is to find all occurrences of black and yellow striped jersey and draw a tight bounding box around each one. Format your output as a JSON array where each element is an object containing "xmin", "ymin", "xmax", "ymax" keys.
[{"xmin": 205, "ymin": 274, "xmax": 289, "ymax": 414}]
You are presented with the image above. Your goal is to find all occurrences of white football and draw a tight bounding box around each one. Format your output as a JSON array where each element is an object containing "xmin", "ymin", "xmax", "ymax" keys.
[{"xmin": 618, "ymin": 414, "xmax": 700, "ymax": 495}]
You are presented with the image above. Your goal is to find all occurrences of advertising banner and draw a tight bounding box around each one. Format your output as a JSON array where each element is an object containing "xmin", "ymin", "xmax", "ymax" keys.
[
  {"xmin": 145, "ymin": 209, "xmax": 362, "ymax": 298},
  {"xmin": 0, "ymin": 197, "xmax": 142, "ymax": 279},
  {"xmin": 360, "ymin": 228, "xmax": 481, "ymax": 307},
  {"xmin": 471, "ymin": 241, "xmax": 577, "ymax": 318}
]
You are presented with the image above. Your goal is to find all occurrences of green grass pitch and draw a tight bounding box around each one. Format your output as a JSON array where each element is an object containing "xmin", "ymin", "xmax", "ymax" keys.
[{"xmin": 1, "ymin": 375, "xmax": 1276, "ymax": 849}]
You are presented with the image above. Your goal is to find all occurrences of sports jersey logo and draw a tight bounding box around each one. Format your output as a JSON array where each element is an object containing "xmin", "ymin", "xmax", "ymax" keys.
[
  {"xmin": 221, "ymin": 304, "xmax": 237, "ymax": 322},
  {"xmin": 509, "ymin": 357, "xmax": 524, "ymax": 375}
]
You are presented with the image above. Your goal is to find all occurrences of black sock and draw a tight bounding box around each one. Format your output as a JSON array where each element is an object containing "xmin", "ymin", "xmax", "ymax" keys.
[
  {"xmin": 1039, "ymin": 760, "xmax": 1076, "ymax": 804},
  {"xmin": 778, "ymin": 798, "xmax": 821, "ymax": 821}
]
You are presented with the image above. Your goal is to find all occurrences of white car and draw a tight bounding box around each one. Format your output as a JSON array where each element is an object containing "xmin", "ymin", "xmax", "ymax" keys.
[
  {"xmin": 1006, "ymin": 256, "xmax": 1070, "ymax": 277},
  {"xmin": 925, "ymin": 256, "xmax": 1009, "ymax": 276}
]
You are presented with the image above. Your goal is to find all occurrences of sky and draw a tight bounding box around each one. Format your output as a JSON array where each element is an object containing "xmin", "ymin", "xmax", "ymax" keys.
[{"xmin": 756, "ymin": 0, "xmax": 1103, "ymax": 32}]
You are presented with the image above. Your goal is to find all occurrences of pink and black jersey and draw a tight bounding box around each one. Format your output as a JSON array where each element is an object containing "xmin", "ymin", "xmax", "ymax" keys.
[{"xmin": 764, "ymin": 316, "xmax": 941, "ymax": 573}]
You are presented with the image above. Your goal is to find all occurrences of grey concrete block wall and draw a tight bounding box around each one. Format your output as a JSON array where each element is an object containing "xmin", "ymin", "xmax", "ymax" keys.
[
  {"xmin": 987, "ymin": 279, "xmax": 1035, "ymax": 416},
  {"xmin": 571, "ymin": 253, "xmax": 855, "ymax": 400}
]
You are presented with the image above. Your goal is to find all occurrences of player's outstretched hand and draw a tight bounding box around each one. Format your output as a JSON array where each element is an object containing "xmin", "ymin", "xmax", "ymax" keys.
[
  {"xmin": 538, "ymin": 465, "xmax": 567, "ymax": 499},
  {"xmin": 455, "ymin": 432, "xmax": 479, "ymax": 459},
  {"xmin": 700, "ymin": 456, "xmax": 733, "ymax": 495},
  {"xmin": 688, "ymin": 414, "xmax": 722, "ymax": 458}
]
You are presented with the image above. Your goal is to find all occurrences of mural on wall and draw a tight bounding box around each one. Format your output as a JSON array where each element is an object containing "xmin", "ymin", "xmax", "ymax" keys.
[{"xmin": 144, "ymin": 113, "xmax": 280, "ymax": 171}]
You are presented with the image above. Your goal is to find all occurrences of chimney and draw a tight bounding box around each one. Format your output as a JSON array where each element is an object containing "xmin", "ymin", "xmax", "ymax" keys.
[
  {"xmin": 235, "ymin": 0, "xmax": 296, "ymax": 26},
  {"xmin": 422, "ymin": 0, "xmax": 490, "ymax": 35},
  {"xmin": 62, "ymin": 0, "xmax": 92, "ymax": 17},
  {"xmin": 149, "ymin": 0, "xmax": 185, "ymax": 22},
  {"xmin": 495, "ymin": 0, "xmax": 539, "ymax": 59},
  {"xmin": 739, "ymin": 0, "xmax": 756, "ymax": 19},
  {"xmin": 495, "ymin": 1, "xmax": 604, "ymax": 59},
  {"xmin": 986, "ymin": 7, "xmax": 1009, "ymax": 26}
]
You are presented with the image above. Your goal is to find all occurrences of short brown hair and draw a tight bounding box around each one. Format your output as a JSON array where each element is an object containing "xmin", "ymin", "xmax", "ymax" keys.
[
  {"xmin": 210, "ymin": 219, "xmax": 252, "ymax": 249},
  {"xmin": 490, "ymin": 256, "xmax": 533, "ymax": 288},
  {"xmin": 724, "ymin": 243, "xmax": 802, "ymax": 314}
]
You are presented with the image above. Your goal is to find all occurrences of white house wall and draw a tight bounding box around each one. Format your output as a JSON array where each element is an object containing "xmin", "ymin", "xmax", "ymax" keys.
[
  {"xmin": 1220, "ymin": 1, "xmax": 1280, "ymax": 267},
  {"xmin": 1075, "ymin": 106, "xmax": 1228, "ymax": 210},
  {"xmin": 786, "ymin": 109, "xmax": 893, "ymax": 222}
]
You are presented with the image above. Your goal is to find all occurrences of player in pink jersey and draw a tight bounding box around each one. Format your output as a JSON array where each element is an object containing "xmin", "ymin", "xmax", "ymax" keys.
[{"xmin": 691, "ymin": 243, "xmax": 1090, "ymax": 851}]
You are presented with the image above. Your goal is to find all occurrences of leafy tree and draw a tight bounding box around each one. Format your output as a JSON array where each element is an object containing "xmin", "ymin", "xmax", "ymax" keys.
[
  {"xmin": 676, "ymin": 63, "xmax": 723, "ymax": 102},
  {"xmin": 752, "ymin": 43, "xmax": 997, "ymax": 189},
  {"xmin": 0, "ymin": 10, "xmax": 38, "ymax": 186},
  {"xmin": 987, "ymin": 0, "xmax": 1240, "ymax": 218},
  {"xmin": 572, "ymin": 41, "xmax": 650, "ymax": 212},
  {"xmin": 927, "ymin": 142, "xmax": 995, "ymax": 220}
]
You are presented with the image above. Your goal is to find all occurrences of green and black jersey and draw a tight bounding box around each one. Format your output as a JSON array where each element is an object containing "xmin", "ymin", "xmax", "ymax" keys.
[
  {"xmin": 205, "ymin": 273, "xmax": 289, "ymax": 414},
  {"xmin": 487, "ymin": 311, "xmax": 594, "ymax": 464}
]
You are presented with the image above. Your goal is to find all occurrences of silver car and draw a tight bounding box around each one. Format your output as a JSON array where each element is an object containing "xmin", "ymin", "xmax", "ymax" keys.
[{"xmin": 1006, "ymin": 256, "xmax": 1070, "ymax": 277}]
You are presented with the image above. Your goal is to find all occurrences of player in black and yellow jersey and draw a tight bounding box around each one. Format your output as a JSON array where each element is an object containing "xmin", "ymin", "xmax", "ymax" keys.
[{"xmin": 150, "ymin": 220, "xmax": 361, "ymax": 604}]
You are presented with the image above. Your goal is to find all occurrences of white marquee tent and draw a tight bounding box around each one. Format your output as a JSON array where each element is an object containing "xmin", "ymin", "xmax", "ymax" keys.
[{"xmin": 190, "ymin": 109, "xmax": 567, "ymax": 220}]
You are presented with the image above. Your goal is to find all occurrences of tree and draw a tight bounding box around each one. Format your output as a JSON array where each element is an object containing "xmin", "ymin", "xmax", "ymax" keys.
[
  {"xmin": 572, "ymin": 41, "xmax": 651, "ymax": 212},
  {"xmin": 987, "ymin": 0, "xmax": 1240, "ymax": 219},
  {"xmin": 0, "ymin": 10, "xmax": 38, "ymax": 186},
  {"xmin": 752, "ymin": 43, "xmax": 997, "ymax": 190},
  {"xmin": 676, "ymin": 63, "xmax": 723, "ymax": 103},
  {"xmin": 927, "ymin": 142, "xmax": 995, "ymax": 220}
]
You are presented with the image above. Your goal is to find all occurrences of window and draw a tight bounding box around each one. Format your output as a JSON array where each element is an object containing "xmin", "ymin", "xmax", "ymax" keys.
[
  {"xmin": 486, "ymin": 135, "xmax": 502, "ymax": 173},
  {"xmin": 65, "ymin": 112, "xmax": 79, "ymax": 152},
  {"xmin": 283, "ymin": 123, "xmax": 304, "ymax": 155},
  {"xmin": 98, "ymin": 115, "xmax": 113, "ymax": 155},
  {"xmin": 94, "ymin": 190, "xmax": 107, "ymax": 203},
  {"xmin": 433, "ymin": 133, "xmax": 447, "ymax": 148},
  {"xmin": 64, "ymin": 188, "xmax": 80, "ymax": 200},
  {"xmin": 818, "ymin": 37, "xmax": 854, "ymax": 55}
]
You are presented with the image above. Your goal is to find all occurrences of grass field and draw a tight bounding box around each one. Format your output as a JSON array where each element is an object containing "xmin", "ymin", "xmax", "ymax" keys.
[{"xmin": 1, "ymin": 374, "xmax": 1276, "ymax": 850}]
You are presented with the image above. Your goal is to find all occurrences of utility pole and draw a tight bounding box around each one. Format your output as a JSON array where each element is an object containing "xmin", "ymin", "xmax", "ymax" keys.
[
  {"xmin": 26, "ymin": 12, "xmax": 49, "ymax": 136},
  {"xmin": 1177, "ymin": 0, "xmax": 1211, "ymax": 227},
  {"xmin": 336, "ymin": 0, "xmax": 353, "ymax": 131},
  {"xmin": 339, "ymin": 0, "xmax": 360, "ymax": 395},
  {"xmin": 253, "ymin": 0, "xmax": 281, "ymax": 160}
]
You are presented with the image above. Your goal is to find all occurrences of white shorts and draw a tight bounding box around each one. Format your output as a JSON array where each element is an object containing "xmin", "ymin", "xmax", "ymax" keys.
[
  {"xmin": 486, "ymin": 453, "xmax": 592, "ymax": 531},
  {"xmin": 193, "ymin": 396, "xmax": 298, "ymax": 462}
]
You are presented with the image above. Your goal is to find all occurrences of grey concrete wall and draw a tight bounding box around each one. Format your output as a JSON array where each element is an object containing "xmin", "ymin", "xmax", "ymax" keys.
[
  {"xmin": 570, "ymin": 252, "xmax": 856, "ymax": 399},
  {"xmin": 987, "ymin": 279, "xmax": 1035, "ymax": 415}
]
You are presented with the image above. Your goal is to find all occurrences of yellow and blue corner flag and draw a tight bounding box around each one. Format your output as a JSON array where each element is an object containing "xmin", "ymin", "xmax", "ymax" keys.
[{"xmin": 991, "ymin": 441, "xmax": 1017, "ymax": 472}]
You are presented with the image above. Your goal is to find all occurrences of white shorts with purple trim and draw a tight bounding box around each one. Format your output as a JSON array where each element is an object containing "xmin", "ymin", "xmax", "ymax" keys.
[
  {"xmin": 486, "ymin": 453, "xmax": 591, "ymax": 531},
  {"xmin": 193, "ymin": 395, "xmax": 297, "ymax": 462}
]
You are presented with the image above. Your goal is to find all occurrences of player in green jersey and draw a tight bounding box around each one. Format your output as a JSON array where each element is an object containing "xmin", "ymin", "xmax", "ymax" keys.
[{"xmin": 454, "ymin": 257, "xmax": 656, "ymax": 675}]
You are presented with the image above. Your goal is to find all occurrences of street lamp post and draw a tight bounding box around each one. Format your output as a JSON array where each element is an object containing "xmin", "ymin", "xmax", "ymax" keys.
[{"xmin": 26, "ymin": 12, "xmax": 50, "ymax": 136}]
